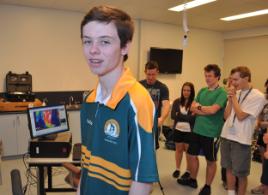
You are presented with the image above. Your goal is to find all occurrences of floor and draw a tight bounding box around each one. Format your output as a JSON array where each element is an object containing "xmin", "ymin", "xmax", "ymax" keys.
[{"xmin": 0, "ymin": 141, "xmax": 262, "ymax": 195}]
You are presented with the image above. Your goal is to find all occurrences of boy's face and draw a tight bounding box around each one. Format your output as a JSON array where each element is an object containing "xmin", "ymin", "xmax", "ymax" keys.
[
  {"xmin": 145, "ymin": 68, "xmax": 158, "ymax": 85},
  {"xmin": 204, "ymin": 70, "xmax": 219, "ymax": 87},
  {"xmin": 230, "ymin": 72, "xmax": 248, "ymax": 90},
  {"xmin": 82, "ymin": 21, "xmax": 128, "ymax": 76}
]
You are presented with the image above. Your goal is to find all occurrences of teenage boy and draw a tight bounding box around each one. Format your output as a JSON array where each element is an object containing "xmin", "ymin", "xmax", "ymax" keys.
[
  {"xmin": 178, "ymin": 64, "xmax": 227, "ymax": 195},
  {"xmin": 140, "ymin": 61, "xmax": 170, "ymax": 149},
  {"xmin": 78, "ymin": 5, "xmax": 159, "ymax": 195},
  {"xmin": 221, "ymin": 66, "xmax": 266, "ymax": 195}
]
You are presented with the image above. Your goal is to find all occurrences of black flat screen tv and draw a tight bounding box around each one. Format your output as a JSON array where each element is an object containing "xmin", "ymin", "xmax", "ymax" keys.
[
  {"xmin": 149, "ymin": 47, "xmax": 183, "ymax": 74},
  {"xmin": 27, "ymin": 104, "xmax": 69, "ymax": 140}
]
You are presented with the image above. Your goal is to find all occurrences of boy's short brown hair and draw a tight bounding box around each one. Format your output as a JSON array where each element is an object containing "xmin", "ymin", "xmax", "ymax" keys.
[{"xmin": 230, "ymin": 66, "xmax": 251, "ymax": 82}]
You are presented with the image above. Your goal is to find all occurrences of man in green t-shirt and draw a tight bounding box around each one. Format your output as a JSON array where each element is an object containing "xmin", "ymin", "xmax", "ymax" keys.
[{"xmin": 177, "ymin": 64, "xmax": 227, "ymax": 195}]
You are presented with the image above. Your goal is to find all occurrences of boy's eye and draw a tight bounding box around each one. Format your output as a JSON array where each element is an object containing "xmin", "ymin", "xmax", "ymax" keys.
[
  {"xmin": 101, "ymin": 40, "xmax": 111, "ymax": 45},
  {"xmin": 83, "ymin": 40, "xmax": 91, "ymax": 45}
]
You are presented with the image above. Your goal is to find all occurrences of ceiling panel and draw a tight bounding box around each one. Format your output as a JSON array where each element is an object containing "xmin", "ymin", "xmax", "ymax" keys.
[{"xmin": 0, "ymin": 0, "xmax": 268, "ymax": 32}]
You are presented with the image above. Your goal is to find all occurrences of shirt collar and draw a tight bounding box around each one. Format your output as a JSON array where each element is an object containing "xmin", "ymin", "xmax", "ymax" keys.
[{"xmin": 86, "ymin": 67, "xmax": 136, "ymax": 109}]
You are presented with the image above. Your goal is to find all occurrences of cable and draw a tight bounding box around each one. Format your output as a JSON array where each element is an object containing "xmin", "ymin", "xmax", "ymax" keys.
[
  {"xmin": 22, "ymin": 153, "xmax": 37, "ymax": 195},
  {"xmin": 158, "ymin": 180, "xmax": 165, "ymax": 195}
]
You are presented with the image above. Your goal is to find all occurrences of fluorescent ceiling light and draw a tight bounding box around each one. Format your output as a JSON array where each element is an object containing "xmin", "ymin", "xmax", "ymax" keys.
[
  {"xmin": 221, "ymin": 9, "xmax": 268, "ymax": 21},
  {"xmin": 169, "ymin": 0, "xmax": 217, "ymax": 12}
]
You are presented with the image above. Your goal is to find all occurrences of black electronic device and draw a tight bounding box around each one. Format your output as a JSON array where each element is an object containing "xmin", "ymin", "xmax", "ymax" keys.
[
  {"xmin": 29, "ymin": 132, "xmax": 72, "ymax": 158},
  {"xmin": 72, "ymin": 143, "xmax": 81, "ymax": 161},
  {"xmin": 150, "ymin": 47, "xmax": 183, "ymax": 74},
  {"xmin": 27, "ymin": 104, "xmax": 69, "ymax": 140},
  {"xmin": 5, "ymin": 71, "xmax": 35, "ymax": 102},
  {"xmin": 5, "ymin": 92, "xmax": 35, "ymax": 102}
]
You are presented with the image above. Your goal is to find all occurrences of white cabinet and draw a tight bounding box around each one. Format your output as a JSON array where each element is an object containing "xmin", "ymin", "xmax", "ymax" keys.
[
  {"xmin": 16, "ymin": 114, "xmax": 30, "ymax": 155},
  {"xmin": 67, "ymin": 111, "xmax": 81, "ymax": 144},
  {"xmin": 0, "ymin": 113, "xmax": 30, "ymax": 157}
]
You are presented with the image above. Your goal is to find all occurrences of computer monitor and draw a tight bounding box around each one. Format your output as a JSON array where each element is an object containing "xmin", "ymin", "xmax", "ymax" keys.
[{"xmin": 27, "ymin": 105, "xmax": 69, "ymax": 140}]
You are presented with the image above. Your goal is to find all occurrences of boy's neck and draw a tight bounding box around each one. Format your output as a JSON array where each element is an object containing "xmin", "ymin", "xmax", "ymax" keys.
[
  {"xmin": 208, "ymin": 82, "xmax": 219, "ymax": 90},
  {"xmin": 241, "ymin": 83, "xmax": 251, "ymax": 91},
  {"xmin": 99, "ymin": 65, "xmax": 124, "ymax": 98}
]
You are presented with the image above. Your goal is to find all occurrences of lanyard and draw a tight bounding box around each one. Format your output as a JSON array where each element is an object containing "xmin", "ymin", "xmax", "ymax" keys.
[{"xmin": 232, "ymin": 87, "xmax": 253, "ymax": 124}]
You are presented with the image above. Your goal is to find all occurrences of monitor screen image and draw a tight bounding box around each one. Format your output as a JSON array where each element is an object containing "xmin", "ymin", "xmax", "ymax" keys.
[{"xmin": 27, "ymin": 105, "xmax": 69, "ymax": 139}]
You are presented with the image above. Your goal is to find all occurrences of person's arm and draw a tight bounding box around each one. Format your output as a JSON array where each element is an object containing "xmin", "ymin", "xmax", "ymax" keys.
[
  {"xmin": 171, "ymin": 99, "xmax": 179, "ymax": 120},
  {"xmin": 224, "ymin": 99, "xmax": 232, "ymax": 120},
  {"xmin": 129, "ymin": 181, "xmax": 152, "ymax": 195},
  {"xmin": 76, "ymin": 180, "xmax": 81, "ymax": 195},
  {"xmin": 259, "ymin": 121, "xmax": 268, "ymax": 129},
  {"xmin": 177, "ymin": 111, "xmax": 195, "ymax": 122},
  {"xmin": 191, "ymin": 101, "xmax": 221, "ymax": 116},
  {"xmin": 158, "ymin": 99, "xmax": 170, "ymax": 126},
  {"xmin": 264, "ymin": 132, "xmax": 268, "ymax": 159},
  {"xmin": 62, "ymin": 163, "xmax": 81, "ymax": 188},
  {"xmin": 197, "ymin": 104, "xmax": 221, "ymax": 115},
  {"xmin": 230, "ymin": 94, "xmax": 249, "ymax": 121},
  {"xmin": 264, "ymin": 133, "xmax": 268, "ymax": 144},
  {"xmin": 128, "ymin": 90, "xmax": 158, "ymax": 193},
  {"xmin": 258, "ymin": 105, "xmax": 268, "ymax": 128}
]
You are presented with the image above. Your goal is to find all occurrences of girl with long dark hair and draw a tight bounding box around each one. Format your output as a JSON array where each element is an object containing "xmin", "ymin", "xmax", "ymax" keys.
[{"xmin": 171, "ymin": 82, "xmax": 196, "ymax": 180}]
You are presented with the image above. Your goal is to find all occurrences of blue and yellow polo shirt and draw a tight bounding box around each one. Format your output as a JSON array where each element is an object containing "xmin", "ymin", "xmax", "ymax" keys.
[{"xmin": 80, "ymin": 68, "xmax": 159, "ymax": 195}]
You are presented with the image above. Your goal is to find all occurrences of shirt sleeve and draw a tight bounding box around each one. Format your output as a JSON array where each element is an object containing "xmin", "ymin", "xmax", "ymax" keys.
[
  {"xmin": 161, "ymin": 83, "xmax": 169, "ymax": 101},
  {"xmin": 195, "ymin": 88, "xmax": 203, "ymax": 103},
  {"xmin": 242, "ymin": 93, "xmax": 266, "ymax": 118},
  {"xmin": 171, "ymin": 98, "xmax": 180, "ymax": 120},
  {"xmin": 128, "ymin": 98, "xmax": 159, "ymax": 183},
  {"xmin": 214, "ymin": 88, "xmax": 227, "ymax": 108}
]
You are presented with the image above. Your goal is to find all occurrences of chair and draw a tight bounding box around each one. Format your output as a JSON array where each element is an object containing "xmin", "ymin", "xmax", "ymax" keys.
[{"xmin": 10, "ymin": 169, "xmax": 24, "ymax": 195}]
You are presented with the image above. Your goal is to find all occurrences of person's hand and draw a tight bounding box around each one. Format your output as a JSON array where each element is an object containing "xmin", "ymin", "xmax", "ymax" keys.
[
  {"xmin": 263, "ymin": 151, "xmax": 268, "ymax": 159},
  {"xmin": 191, "ymin": 102, "xmax": 200, "ymax": 108},
  {"xmin": 190, "ymin": 102, "xmax": 200, "ymax": 113},
  {"xmin": 62, "ymin": 163, "xmax": 81, "ymax": 188},
  {"xmin": 263, "ymin": 133, "xmax": 268, "ymax": 144},
  {"xmin": 264, "ymin": 151, "xmax": 268, "ymax": 159},
  {"xmin": 158, "ymin": 117, "xmax": 164, "ymax": 127},
  {"xmin": 264, "ymin": 133, "xmax": 268, "ymax": 159},
  {"xmin": 227, "ymin": 86, "xmax": 236, "ymax": 98}
]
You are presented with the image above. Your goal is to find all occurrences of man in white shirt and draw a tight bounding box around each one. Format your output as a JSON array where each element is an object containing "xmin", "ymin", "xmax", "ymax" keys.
[{"xmin": 220, "ymin": 66, "xmax": 266, "ymax": 195}]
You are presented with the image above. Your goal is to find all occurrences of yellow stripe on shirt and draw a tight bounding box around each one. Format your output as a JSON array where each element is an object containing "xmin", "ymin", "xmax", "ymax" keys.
[
  {"xmin": 129, "ymin": 83, "xmax": 154, "ymax": 133},
  {"xmin": 81, "ymin": 145, "xmax": 132, "ymax": 188},
  {"xmin": 84, "ymin": 164, "xmax": 131, "ymax": 186}
]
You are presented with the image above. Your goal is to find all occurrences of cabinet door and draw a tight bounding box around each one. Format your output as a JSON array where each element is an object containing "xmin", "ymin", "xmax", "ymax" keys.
[
  {"xmin": 16, "ymin": 114, "xmax": 30, "ymax": 155},
  {"xmin": 0, "ymin": 115, "xmax": 18, "ymax": 156},
  {"xmin": 67, "ymin": 111, "xmax": 81, "ymax": 144}
]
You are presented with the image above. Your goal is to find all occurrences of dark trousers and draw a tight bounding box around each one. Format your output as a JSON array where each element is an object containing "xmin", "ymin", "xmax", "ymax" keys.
[{"xmin": 155, "ymin": 127, "xmax": 160, "ymax": 150}]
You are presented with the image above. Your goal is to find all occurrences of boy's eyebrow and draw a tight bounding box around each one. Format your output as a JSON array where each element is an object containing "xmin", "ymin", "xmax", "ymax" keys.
[
  {"xmin": 99, "ymin": 36, "xmax": 114, "ymax": 39},
  {"xmin": 82, "ymin": 35, "xmax": 115, "ymax": 39}
]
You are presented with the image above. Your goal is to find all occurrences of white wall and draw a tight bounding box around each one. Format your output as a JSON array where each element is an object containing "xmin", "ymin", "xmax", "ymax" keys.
[
  {"xmin": 138, "ymin": 20, "xmax": 224, "ymax": 101},
  {"xmin": 0, "ymin": 5, "xmax": 89, "ymax": 91},
  {"xmin": 223, "ymin": 35, "xmax": 268, "ymax": 91},
  {"xmin": 0, "ymin": 5, "xmax": 225, "ymax": 102},
  {"xmin": 0, "ymin": 5, "xmax": 139, "ymax": 92}
]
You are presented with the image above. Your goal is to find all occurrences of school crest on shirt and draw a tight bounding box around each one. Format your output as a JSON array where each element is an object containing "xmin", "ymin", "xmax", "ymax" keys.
[{"xmin": 104, "ymin": 119, "xmax": 120, "ymax": 144}]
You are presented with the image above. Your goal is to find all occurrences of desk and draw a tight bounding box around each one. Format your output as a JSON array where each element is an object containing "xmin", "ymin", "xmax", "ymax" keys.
[{"xmin": 28, "ymin": 154, "xmax": 80, "ymax": 195}]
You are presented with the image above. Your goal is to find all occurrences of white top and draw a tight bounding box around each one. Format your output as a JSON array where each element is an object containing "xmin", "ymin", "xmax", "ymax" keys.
[
  {"xmin": 221, "ymin": 88, "xmax": 266, "ymax": 145},
  {"xmin": 175, "ymin": 106, "xmax": 191, "ymax": 132},
  {"xmin": 95, "ymin": 84, "xmax": 111, "ymax": 104}
]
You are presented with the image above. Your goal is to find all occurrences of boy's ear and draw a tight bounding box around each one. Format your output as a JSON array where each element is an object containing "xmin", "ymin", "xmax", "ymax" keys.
[{"xmin": 121, "ymin": 42, "xmax": 131, "ymax": 56}]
